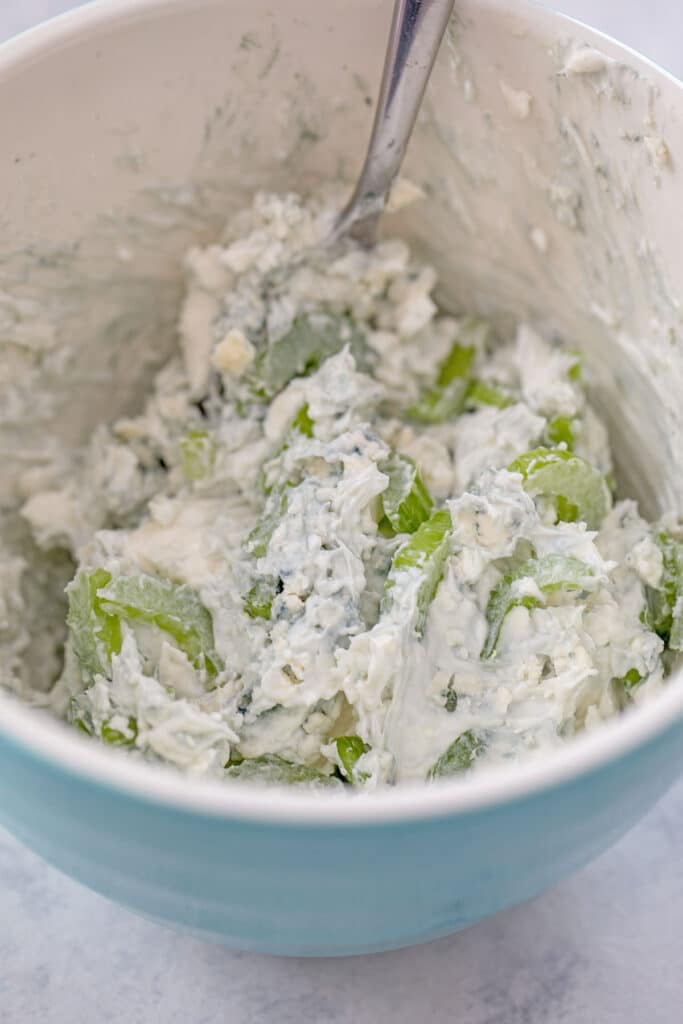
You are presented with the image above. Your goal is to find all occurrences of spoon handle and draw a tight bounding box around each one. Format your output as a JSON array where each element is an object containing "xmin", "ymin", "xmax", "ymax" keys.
[{"xmin": 334, "ymin": 0, "xmax": 454, "ymax": 246}]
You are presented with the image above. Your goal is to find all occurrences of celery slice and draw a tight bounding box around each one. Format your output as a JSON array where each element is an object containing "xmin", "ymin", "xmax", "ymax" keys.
[
  {"xmin": 335, "ymin": 735, "xmax": 370, "ymax": 783},
  {"xmin": 380, "ymin": 453, "xmax": 433, "ymax": 534},
  {"xmin": 291, "ymin": 402, "xmax": 314, "ymax": 438},
  {"xmin": 408, "ymin": 378, "xmax": 469, "ymax": 424},
  {"xmin": 568, "ymin": 352, "xmax": 582, "ymax": 382},
  {"xmin": 249, "ymin": 313, "xmax": 364, "ymax": 400},
  {"xmin": 101, "ymin": 716, "xmax": 138, "ymax": 747},
  {"xmin": 508, "ymin": 447, "xmax": 610, "ymax": 529},
  {"xmin": 383, "ymin": 508, "xmax": 452, "ymax": 634},
  {"xmin": 243, "ymin": 576, "xmax": 279, "ymax": 620},
  {"xmin": 225, "ymin": 754, "xmax": 343, "ymax": 788},
  {"xmin": 408, "ymin": 324, "xmax": 486, "ymax": 423},
  {"xmin": 645, "ymin": 531, "xmax": 683, "ymax": 650},
  {"xmin": 429, "ymin": 730, "xmax": 485, "ymax": 778},
  {"xmin": 465, "ymin": 379, "xmax": 513, "ymax": 409},
  {"xmin": 546, "ymin": 416, "xmax": 576, "ymax": 450},
  {"xmin": 437, "ymin": 342, "xmax": 475, "ymax": 387},
  {"xmin": 180, "ymin": 429, "xmax": 216, "ymax": 482},
  {"xmin": 617, "ymin": 668, "xmax": 643, "ymax": 692},
  {"xmin": 482, "ymin": 554, "xmax": 594, "ymax": 658},
  {"xmin": 245, "ymin": 486, "xmax": 288, "ymax": 558},
  {"xmin": 66, "ymin": 568, "xmax": 123, "ymax": 679},
  {"xmin": 98, "ymin": 573, "xmax": 220, "ymax": 678}
]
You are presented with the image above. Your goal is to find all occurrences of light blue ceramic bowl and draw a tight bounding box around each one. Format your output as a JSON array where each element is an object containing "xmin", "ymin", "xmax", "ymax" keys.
[{"xmin": 1, "ymin": 0, "xmax": 683, "ymax": 956}]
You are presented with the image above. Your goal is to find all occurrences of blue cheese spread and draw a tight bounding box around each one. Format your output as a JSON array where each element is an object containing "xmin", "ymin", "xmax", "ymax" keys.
[{"xmin": 16, "ymin": 192, "xmax": 681, "ymax": 789}]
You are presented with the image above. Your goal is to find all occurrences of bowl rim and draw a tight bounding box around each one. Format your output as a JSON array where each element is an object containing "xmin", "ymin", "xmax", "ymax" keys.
[{"xmin": 1, "ymin": 0, "xmax": 683, "ymax": 827}]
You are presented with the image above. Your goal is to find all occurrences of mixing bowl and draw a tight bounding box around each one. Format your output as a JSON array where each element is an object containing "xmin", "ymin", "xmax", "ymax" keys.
[{"xmin": 1, "ymin": 0, "xmax": 683, "ymax": 956}]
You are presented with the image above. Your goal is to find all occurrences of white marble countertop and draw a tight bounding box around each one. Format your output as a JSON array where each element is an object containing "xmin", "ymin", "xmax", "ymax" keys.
[{"xmin": 2, "ymin": 2, "xmax": 683, "ymax": 1022}]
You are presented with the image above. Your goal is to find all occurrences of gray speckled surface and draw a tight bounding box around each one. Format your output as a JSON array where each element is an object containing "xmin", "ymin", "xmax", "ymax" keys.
[{"xmin": 2, "ymin": 2, "xmax": 683, "ymax": 1022}]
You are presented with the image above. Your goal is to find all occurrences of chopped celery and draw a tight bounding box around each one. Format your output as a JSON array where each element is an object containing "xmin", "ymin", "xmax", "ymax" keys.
[
  {"xmin": 546, "ymin": 416, "xmax": 576, "ymax": 450},
  {"xmin": 408, "ymin": 320, "xmax": 495, "ymax": 423},
  {"xmin": 429, "ymin": 730, "xmax": 485, "ymax": 778},
  {"xmin": 245, "ymin": 486, "xmax": 288, "ymax": 558},
  {"xmin": 263, "ymin": 405, "xmax": 314, "ymax": 492},
  {"xmin": 383, "ymin": 508, "xmax": 452, "ymax": 634},
  {"xmin": 380, "ymin": 453, "xmax": 433, "ymax": 534},
  {"xmin": 101, "ymin": 716, "xmax": 138, "ymax": 747},
  {"xmin": 69, "ymin": 698, "xmax": 94, "ymax": 736},
  {"xmin": 465, "ymin": 379, "xmax": 513, "ymax": 409},
  {"xmin": 66, "ymin": 568, "xmax": 123, "ymax": 679},
  {"xmin": 180, "ymin": 429, "xmax": 216, "ymax": 482},
  {"xmin": 620, "ymin": 668, "xmax": 643, "ymax": 692},
  {"xmin": 225, "ymin": 754, "xmax": 343, "ymax": 788},
  {"xmin": 249, "ymin": 313, "xmax": 364, "ymax": 400},
  {"xmin": 645, "ymin": 531, "xmax": 683, "ymax": 650},
  {"xmin": 243, "ymin": 576, "xmax": 279, "ymax": 620},
  {"xmin": 377, "ymin": 516, "xmax": 397, "ymax": 539},
  {"xmin": 97, "ymin": 573, "xmax": 221, "ymax": 678},
  {"xmin": 508, "ymin": 447, "xmax": 610, "ymax": 529},
  {"xmin": 482, "ymin": 554, "xmax": 594, "ymax": 658},
  {"xmin": 437, "ymin": 342, "xmax": 475, "ymax": 387},
  {"xmin": 568, "ymin": 352, "xmax": 582, "ymax": 382},
  {"xmin": 336, "ymin": 735, "xmax": 369, "ymax": 783},
  {"xmin": 291, "ymin": 402, "xmax": 314, "ymax": 438},
  {"xmin": 408, "ymin": 324, "xmax": 485, "ymax": 424},
  {"xmin": 408, "ymin": 378, "xmax": 469, "ymax": 424}
]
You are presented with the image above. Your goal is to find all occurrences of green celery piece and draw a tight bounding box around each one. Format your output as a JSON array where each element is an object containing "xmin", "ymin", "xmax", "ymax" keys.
[
  {"xmin": 249, "ymin": 313, "xmax": 364, "ymax": 400},
  {"xmin": 568, "ymin": 352, "xmax": 582, "ymax": 382},
  {"xmin": 336, "ymin": 735, "xmax": 370, "ymax": 783},
  {"xmin": 618, "ymin": 668, "xmax": 643, "ymax": 692},
  {"xmin": 465, "ymin": 379, "xmax": 513, "ymax": 409},
  {"xmin": 383, "ymin": 508, "xmax": 452, "ymax": 634},
  {"xmin": 436, "ymin": 317, "xmax": 491, "ymax": 387},
  {"xmin": 508, "ymin": 447, "xmax": 611, "ymax": 530},
  {"xmin": 67, "ymin": 568, "xmax": 123, "ymax": 679},
  {"xmin": 69, "ymin": 697, "xmax": 94, "ymax": 736},
  {"xmin": 263, "ymin": 405, "xmax": 314, "ymax": 494},
  {"xmin": 408, "ymin": 378, "xmax": 469, "ymax": 424},
  {"xmin": 180, "ymin": 429, "xmax": 216, "ymax": 482},
  {"xmin": 429, "ymin": 730, "xmax": 485, "ymax": 778},
  {"xmin": 291, "ymin": 402, "xmax": 314, "ymax": 438},
  {"xmin": 645, "ymin": 531, "xmax": 683, "ymax": 650},
  {"xmin": 377, "ymin": 516, "xmax": 396, "ymax": 539},
  {"xmin": 245, "ymin": 486, "xmax": 288, "ymax": 558},
  {"xmin": 101, "ymin": 716, "xmax": 138, "ymax": 748},
  {"xmin": 546, "ymin": 416, "xmax": 576, "ymax": 450},
  {"xmin": 380, "ymin": 453, "xmax": 433, "ymax": 534},
  {"xmin": 437, "ymin": 342, "xmax": 475, "ymax": 387},
  {"xmin": 225, "ymin": 754, "xmax": 343, "ymax": 788},
  {"xmin": 408, "ymin": 323, "xmax": 487, "ymax": 424},
  {"xmin": 482, "ymin": 554, "xmax": 593, "ymax": 659},
  {"xmin": 268, "ymin": 403, "xmax": 314, "ymax": 476},
  {"xmin": 98, "ymin": 573, "xmax": 221, "ymax": 678},
  {"xmin": 243, "ymin": 576, "xmax": 279, "ymax": 620}
]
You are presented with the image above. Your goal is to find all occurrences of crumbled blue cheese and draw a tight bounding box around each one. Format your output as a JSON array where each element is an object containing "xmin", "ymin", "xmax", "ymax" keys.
[{"xmin": 5, "ymin": 191, "xmax": 674, "ymax": 788}]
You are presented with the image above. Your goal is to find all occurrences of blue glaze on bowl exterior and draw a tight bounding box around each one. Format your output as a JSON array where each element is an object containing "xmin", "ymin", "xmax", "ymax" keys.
[
  {"xmin": 1, "ymin": 713, "xmax": 683, "ymax": 956},
  {"xmin": 2, "ymin": 0, "xmax": 683, "ymax": 957}
]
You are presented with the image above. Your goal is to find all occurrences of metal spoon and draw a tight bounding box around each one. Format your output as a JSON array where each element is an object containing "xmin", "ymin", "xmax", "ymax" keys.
[{"xmin": 333, "ymin": 0, "xmax": 455, "ymax": 247}]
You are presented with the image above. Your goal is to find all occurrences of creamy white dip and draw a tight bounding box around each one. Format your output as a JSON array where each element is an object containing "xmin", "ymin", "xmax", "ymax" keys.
[{"xmin": 9, "ymin": 191, "xmax": 682, "ymax": 789}]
